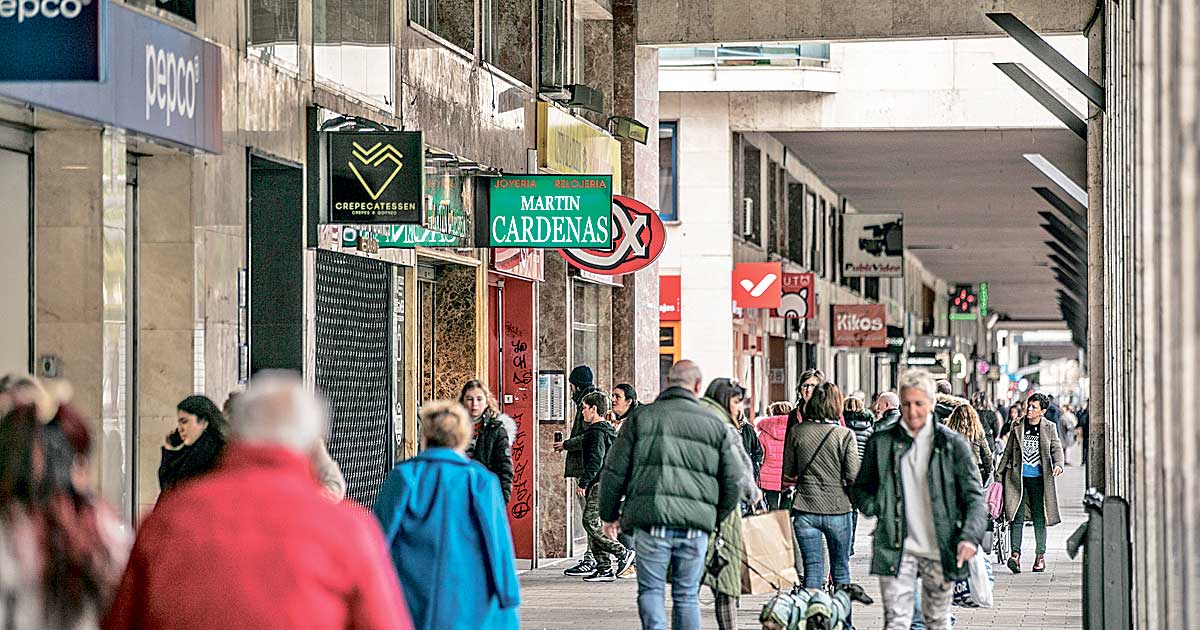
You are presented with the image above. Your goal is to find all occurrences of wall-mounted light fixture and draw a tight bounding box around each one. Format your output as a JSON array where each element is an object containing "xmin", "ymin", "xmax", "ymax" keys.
[{"xmin": 608, "ymin": 116, "xmax": 649, "ymax": 144}]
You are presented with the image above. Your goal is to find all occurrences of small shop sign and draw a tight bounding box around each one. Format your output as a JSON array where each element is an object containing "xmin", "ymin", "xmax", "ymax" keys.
[
  {"xmin": 488, "ymin": 175, "xmax": 613, "ymax": 248},
  {"xmin": 327, "ymin": 131, "xmax": 425, "ymax": 224}
]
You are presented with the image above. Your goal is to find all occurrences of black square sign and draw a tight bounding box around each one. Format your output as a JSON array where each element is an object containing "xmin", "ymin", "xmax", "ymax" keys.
[{"xmin": 328, "ymin": 131, "xmax": 425, "ymax": 224}]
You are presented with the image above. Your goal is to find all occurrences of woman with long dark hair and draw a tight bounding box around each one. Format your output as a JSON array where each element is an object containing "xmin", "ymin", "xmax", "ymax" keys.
[
  {"xmin": 459, "ymin": 380, "xmax": 515, "ymax": 503},
  {"xmin": 158, "ymin": 395, "xmax": 228, "ymax": 493},
  {"xmin": 0, "ymin": 404, "xmax": 130, "ymax": 629}
]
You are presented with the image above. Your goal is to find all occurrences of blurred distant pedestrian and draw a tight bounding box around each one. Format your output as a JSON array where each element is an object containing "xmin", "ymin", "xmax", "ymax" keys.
[
  {"xmin": 843, "ymin": 396, "xmax": 875, "ymax": 462},
  {"xmin": 158, "ymin": 395, "xmax": 227, "ymax": 493},
  {"xmin": 373, "ymin": 401, "xmax": 520, "ymax": 630},
  {"xmin": 105, "ymin": 372, "xmax": 412, "ymax": 630},
  {"xmin": 0, "ymin": 403, "xmax": 130, "ymax": 630},
  {"xmin": 945, "ymin": 405, "xmax": 993, "ymax": 484},
  {"xmin": 460, "ymin": 380, "xmax": 515, "ymax": 503},
  {"xmin": 873, "ymin": 392, "xmax": 901, "ymax": 429},
  {"xmin": 756, "ymin": 401, "xmax": 792, "ymax": 510},
  {"xmin": 970, "ymin": 393, "xmax": 1001, "ymax": 456},
  {"xmin": 599, "ymin": 360, "xmax": 743, "ymax": 630},
  {"xmin": 997, "ymin": 393, "xmax": 1064, "ymax": 574}
]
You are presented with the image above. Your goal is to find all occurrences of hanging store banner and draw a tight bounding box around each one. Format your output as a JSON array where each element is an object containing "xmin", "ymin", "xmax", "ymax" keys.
[
  {"xmin": 659, "ymin": 275, "xmax": 681, "ymax": 321},
  {"xmin": 832, "ymin": 304, "xmax": 887, "ymax": 348},
  {"xmin": 774, "ymin": 272, "xmax": 816, "ymax": 319},
  {"xmin": 492, "ymin": 248, "xmax": 545, "ymax": 282},
  {"xmin": 327, "ymin": 131, "xmax": 425, "ymax": 224},
  {"xmin": 0, "ymin": 2, "xmax": 222, "ymax": 152},
  {"xmin": 559, "ymin": 195, "xmax": 665, "ymax": 275},
  {"xmin": 342, "ymin": 224, "xmax": 462, "ymax": 248},
  {"xmin": 0, "ymin": 0, "xmax": 105, "ymax": 81},
  {"xmin": 732, "ymin": 262, "xmax": 783, "ymax": 309},
  {"xmin": 870, "ymin": 325, "xmax": 906, "ymax": 355},
  {"xmin": 842, "ymin": 213, "xmax": 904, "ymax": 277},
  {"xmin": 911, "ymin": 335, "xmax": 953, "ymax": 353},
  {"xmin": 488, "ymin": 175, "xmax": 613, "ymax": 248},
  {"xmin": 424, "ymin": 165, "xmax": 472, "ymax": 239}
]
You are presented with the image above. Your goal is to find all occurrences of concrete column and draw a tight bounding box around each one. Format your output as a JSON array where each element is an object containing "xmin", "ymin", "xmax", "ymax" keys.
[
  {"xmin": 1085, "ymin": 12, "xmax": 1105, "ymax": 490},
  {"xmin": 612, "ymin": 0, "xmax": 661, "ymax": 400},
  {"xmin": 33, "ymin": 128, "xmax": 131, "ymax": 517}
]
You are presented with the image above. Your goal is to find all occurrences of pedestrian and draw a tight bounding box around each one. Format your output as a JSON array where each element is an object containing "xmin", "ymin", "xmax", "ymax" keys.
[
  {"xmin": 554, "ymin": 365, "xmax": 599, "ymax": 577},
  {"xmin": 598, "ymin": 360, "xmax": 743, "ymax": 630},
  {"xmin": 460, "ymin": 380, "xmax": 515, "ymax": 503},
  {"xmin": 0, "ymin": 403, "xmax": 130, "ymax": 630},
  {"xmin": 104, "ymin": 372, "xmax": 412, "ymax": 630},
  {"xmin": 1059, "ymin": 404, "xmax": 1078, "ymax": 459},
  {"xmin": 933, "ymin": 391, "xmax": 966, "ymax": 424},
  {"xmin": 873, "ymin": 391, "xmax": 901, "ymax": 429},
  {"xmin": 738, "ymin": 406, "xmax": 764, "ymax": 484},
  {"xmin": 1075, "ymin": 403, "xmax": 1090, "ymax": 464},
  {"xmin": 224, "ymin": 391, "xmax": 346, "ymax": 502},
  {"xmin": 783, "ymin": 383, "xmax": 860, "ymax": 603},
  {"xmin": 0, "ymin": 373, "xmax": 55, "ymax": 420},
  {"xmin": 373, "ymin": 401, "xmax": 520, "ymax": 630},
  {"xmin": 999, "ymin": 401, "xmax": 1025, "ymax": 442},
  {"xmin": 997, "ymin": 392, "xmax": 1065, "ymax": 574},
  {"xmin": 945, "ymin": 404, "xmax": 994, "ymax": 484},
  {"xmin": 792, "ymin": 368, "xmax": 826, "ymax": 428},
  {"xmin": 970, "ymin": 393, "xmax": 1001, "ymax": 456},
  {"xmin": 158, "ymin": 395, "xmax": 228, "ymax": 493},
  {"xmin": 850, "ymin": 369, "xmax": 987, "ymax": 630},
  {"xmin": 612, "ymin": 383, "xmax": 641, "ymax": 430},
  {"xmin": 699, "ymin": 378, "xmax": 762, "ymax": 630},
  {"xmin": 573, "ymin": 390, "xmax": 634, "ymax": 583},
  {"xmin": 756, "ymin": 401, "xmax": 792, "ymax": 510},
  {"xmin": 843, "ymin": 396, "xmax": 875, "ymax": 462}
]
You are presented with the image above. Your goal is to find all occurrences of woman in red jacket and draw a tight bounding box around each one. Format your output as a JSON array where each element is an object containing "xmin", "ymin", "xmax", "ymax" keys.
[{"xmin": 756, "ymin": 401, "xmax": 793, "ymax": 510}]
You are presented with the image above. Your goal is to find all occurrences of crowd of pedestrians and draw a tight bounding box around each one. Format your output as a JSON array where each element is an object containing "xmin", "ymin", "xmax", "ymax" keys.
[{"xmin": 0, "ymin": 358, "xmax": 1081, "ymax": 630}]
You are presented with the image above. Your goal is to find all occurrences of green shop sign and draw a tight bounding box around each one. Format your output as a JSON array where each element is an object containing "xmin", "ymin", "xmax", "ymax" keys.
[
  {"xmin": 342, "ymin": 225, "xmax": 461, "ymax": 248},
  {"xmin": 488, "ymin": 175, "xmax": 613, "ymax": 248}
]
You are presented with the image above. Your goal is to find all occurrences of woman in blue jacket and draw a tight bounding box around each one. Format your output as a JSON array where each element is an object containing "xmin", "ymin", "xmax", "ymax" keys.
[{"xmin": 373, "ymin": 401, "xmax": 521, "ymax": 630}]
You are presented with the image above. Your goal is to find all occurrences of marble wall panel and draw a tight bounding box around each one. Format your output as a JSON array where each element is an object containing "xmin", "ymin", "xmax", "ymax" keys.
[
  {"xmin": 536, "ymin": 252, "xmax": 571, "ymax": 556},
  {"xmin": 139, "ymin": 244, "xmax": 195, "ymax": 331},
  {"xmin": 138, "ymin": 157, "xmax": 194, "ymax": 244},
  {"xmin": 33, "ymin": 130, "xmax": 103, "ymax": 228},
  {"xmin": 538, "ymin": 423, "xmax": 569, "ymax": 558},
  {"xmin": 35, "ymin": 226, "xmax": 103, "ymax": 324},
  {"xmin": 430, "ymin": 264, "xmax": 479, "ymax": 399}
]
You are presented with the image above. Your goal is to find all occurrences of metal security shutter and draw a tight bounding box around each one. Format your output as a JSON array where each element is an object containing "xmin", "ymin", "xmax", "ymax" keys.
[{"xmin": 315, "ymin": 250, "xmax": 392, "ymax": 508}]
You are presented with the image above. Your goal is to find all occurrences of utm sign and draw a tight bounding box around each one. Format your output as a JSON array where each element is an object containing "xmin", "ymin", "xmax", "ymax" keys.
[
  {"xmin": 732, "ymin": 262, "xmax": 782, "ymax": 309},
  {"xmin": 775, "ymin": 272, "xmax": 816, "ymax": 319}
]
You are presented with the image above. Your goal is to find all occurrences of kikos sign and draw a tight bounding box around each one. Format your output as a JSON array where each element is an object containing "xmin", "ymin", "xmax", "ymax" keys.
[{"xmin": 831, "ymin": 303, "xmax": 887, "ymax": 348}]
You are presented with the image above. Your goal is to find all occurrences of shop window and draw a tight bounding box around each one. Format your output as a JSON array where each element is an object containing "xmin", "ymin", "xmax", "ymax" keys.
[
  {"xmin": 788, "ymin": 182, "xmax": 805, "ymax": 264},
  {"xmin": 659, "ymin": 122, "xmax": 678, "ymax": 221},
  {"xmin": 742, "ymin": 143, "xmax": 762, "ymax": 245},
  {"xmin": 409, "ymin": 0, "xmax": 474, "ymax": 53},
  {"xmin": 806, "ymin": 190, "xmax": 819, "ymax": 272},
  {"xmin": 572, "ymin": 281, "xmax": 601, "ymax": 377},
  {"xmin": 314, "ymin": 0, "xmax": 394, "ymax": 106},
  {"xmin": 249, "ymin": 0, "xmax": 299, "ymax": 68},
  {"xmin": 767, "ymin": 162, "xmax": 780, "ymax": 256},
  {"xmin": 864, "ymin": 277, "xmax": 880, "ymax": 300},
  {"xmin": 483, "ymin": 0, "xmax": 534, "ymax": 85},
  {"xmin": 538, "ymin": 0, "xmax": 566, "ymax": 90},
  {"xmin": 129, "ymin": 0, "xmax": 195, "ymax": 22}
]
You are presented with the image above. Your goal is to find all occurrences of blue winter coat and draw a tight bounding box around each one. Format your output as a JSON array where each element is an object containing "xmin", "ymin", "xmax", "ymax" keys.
[{"xmin": 373, "ymin": 448, "xmax": 521, "ymax": 630}]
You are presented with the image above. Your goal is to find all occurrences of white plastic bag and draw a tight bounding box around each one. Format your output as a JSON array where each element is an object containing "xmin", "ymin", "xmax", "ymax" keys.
[{"xmin": 952, "ymin": 553, "xmax": 994, "ymax": 608}]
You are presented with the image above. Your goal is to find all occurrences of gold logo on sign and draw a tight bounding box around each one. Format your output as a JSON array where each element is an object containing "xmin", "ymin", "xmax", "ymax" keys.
[{"xmin": 349, "ymin": 141, "xmax": 404, "ymax": 200}]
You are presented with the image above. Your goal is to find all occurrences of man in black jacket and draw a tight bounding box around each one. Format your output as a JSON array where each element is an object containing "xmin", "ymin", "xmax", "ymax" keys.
[
  {"xmin": 554, "ymin": 365, "xmax": 598, "ymax": 575},
  {"xmin": 575, "ymin": 391, "xmax": 634, "ymax": 582}
]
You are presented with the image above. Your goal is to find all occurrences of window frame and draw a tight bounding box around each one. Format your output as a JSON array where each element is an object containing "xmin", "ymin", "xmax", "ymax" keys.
[{"xmin": 658, "ymin": 121, "xmax": 679, "ymax": 222}]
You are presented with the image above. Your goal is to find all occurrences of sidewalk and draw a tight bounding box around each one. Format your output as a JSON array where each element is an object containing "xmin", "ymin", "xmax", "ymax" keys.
[{"xmin": 519, "ymin": 450, "xmax": 1087, "ymax": 629}]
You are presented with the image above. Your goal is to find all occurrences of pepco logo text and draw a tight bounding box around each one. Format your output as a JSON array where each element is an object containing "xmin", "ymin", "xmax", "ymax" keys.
[
  {"xmin": 0, "ymin": 0, "xmax": 92, "ymax": 22},
  {"xmin": 145, "ymin": 44, "xmax": 200, "ymax": 127}
]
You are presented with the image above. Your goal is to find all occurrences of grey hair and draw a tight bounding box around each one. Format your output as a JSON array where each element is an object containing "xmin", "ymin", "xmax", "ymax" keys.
[
  {"xmin": 230, "ymin": 370, "xmax": 328, "ymax": 453},
  {"xmin": 666, "ymin": 360, "xmax": 703, "ymax": 389},
  {"xmin": 875, "ymin": 391, "xmax": 900, "ymax": 409},
  {"xmin": 898, "ymin": 369, "xmax": 937, "ymax": 401}
]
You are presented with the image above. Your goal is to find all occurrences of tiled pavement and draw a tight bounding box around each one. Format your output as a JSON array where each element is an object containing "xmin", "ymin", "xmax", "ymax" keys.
[{"xmin": 519, "ymin": 447, "xmax": 1087, "ymax": 629}]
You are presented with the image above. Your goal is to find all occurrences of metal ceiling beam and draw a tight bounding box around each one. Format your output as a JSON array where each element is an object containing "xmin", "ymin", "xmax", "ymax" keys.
[
  {"xmin": 1049, "ymin": 241, "xmax": 1087, "ymax": 268},
  {"xmin": 1053, "ymin": 270, "xmax": 1088, "ymax": 301},
  {"xmin": 986, "ymin": 12, "xmax": 1105, "ymax": 110},
  {"xmin": 1039, "ymin": 210, "xmax": 1088, "ymax": 241},
  {"xmin": 994, "ymin": 62, "xmax": 1088, "ymax": 140},
  {"xmin": 1034, "ymin": 186, "xmax": 1088, "ymax": 234},
  {"xmin": 1025, "ymin": 154, "xmax": 1088, "ymax": 206},
  {"xmin": 1049, "ymin": 253, "xmax": 1086, "ymax": 278}
]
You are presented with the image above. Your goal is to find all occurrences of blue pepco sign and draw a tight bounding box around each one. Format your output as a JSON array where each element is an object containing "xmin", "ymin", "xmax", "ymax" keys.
[
  {"xmin": 0, "ymin": 0, "xmax": 105, "ymax": 81},
  {"xmin": 0, "ymin": 2, "xmax": 221, "ymax": 153}
]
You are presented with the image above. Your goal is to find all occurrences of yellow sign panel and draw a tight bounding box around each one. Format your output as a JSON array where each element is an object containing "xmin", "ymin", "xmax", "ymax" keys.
[{"xmin": 537, "ymin": 102, "xmax": 622, "ymax": 192}]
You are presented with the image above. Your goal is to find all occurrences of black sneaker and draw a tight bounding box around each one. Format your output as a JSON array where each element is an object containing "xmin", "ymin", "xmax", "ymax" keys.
[
  {"xmin": 616, "ymin": 548, "xmax": 637, "ymax": 576},
  {"xmin": 583, "ymin": 569, "xmax": 616, "ymax": 582},
  {"xmin": 564, "ymin": 559, "xmax": 596, "ymax": 577}
]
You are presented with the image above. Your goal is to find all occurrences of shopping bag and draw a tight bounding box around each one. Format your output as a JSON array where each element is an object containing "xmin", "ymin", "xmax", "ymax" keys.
[
  {"xmin": 740, "ymin": 510, "xmax": 800, "ymax": 595},
  {"xmin": 952, "ymin": 553, "xmax": 995, "ymax": 608}
]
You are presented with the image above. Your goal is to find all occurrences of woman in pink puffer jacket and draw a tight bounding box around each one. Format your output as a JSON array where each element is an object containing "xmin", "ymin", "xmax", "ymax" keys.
[{"xmin": 756, "ymin": 401, "xmax": 794, "ymax": 510}]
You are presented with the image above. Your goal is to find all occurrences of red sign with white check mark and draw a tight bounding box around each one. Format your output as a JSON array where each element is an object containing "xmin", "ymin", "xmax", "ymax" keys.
[{"xmin": 732, "ymin": 262, "xmax": 783, "ymax": 309}]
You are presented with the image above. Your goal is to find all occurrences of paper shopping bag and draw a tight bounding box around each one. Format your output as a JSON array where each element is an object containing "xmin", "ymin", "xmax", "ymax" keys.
[{"xmin": 740, "ymin": 510, "xmax": 800, "ymax": 595}]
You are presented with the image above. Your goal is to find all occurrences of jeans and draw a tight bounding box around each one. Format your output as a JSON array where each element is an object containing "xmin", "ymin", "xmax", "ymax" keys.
[
  {"xmin": 880, "ymin": 555, "xmax": 954, "ymax": 630},
  {"xmin": 1011, "ymin": 475, "xmax": 1048, "ymax": 555},
  {"xmin": 792, "ymin": 511, "xmax": 853, "ymax": 589},
  {"xmin": 634, "ymin": 529, "xmax": 709, "ymax": 630}
]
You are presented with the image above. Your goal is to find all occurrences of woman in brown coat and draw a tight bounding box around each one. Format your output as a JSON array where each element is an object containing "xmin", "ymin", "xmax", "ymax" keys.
[{"xmin": 997, "ymin": 392, "xmax": 1064, "ymax": 574}]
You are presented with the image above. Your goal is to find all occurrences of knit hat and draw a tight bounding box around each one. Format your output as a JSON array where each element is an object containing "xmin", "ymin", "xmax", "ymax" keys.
[{"xmin": 569, "ymin": 365, "xmax": 594, "ymax": 388}]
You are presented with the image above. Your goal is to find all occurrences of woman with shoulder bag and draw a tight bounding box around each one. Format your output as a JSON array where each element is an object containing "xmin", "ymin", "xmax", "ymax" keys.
[{"xmin": 782, "ymin": 383, "xmax": 861, "ymax": 597}]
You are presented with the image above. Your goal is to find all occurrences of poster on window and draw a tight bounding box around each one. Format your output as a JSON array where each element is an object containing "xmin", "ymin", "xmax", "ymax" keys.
[{"xmin": 842, "ymin": 213, "xmax": 904, "ymax": 277}]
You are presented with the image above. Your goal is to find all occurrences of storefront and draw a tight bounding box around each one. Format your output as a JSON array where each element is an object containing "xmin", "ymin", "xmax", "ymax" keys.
[{"xmin": 0, "ymin": 128, "xmax": 31, "ymax": 376}]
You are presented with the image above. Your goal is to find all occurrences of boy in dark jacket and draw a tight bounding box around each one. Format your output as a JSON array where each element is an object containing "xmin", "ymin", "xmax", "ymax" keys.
[{"xmin": 575, "ymin": 390, "xmax": 633, "ymax": 582}]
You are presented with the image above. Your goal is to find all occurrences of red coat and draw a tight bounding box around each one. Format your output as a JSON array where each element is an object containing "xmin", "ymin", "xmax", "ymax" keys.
[
  {"xmin": 103, "ymin": 443, "xmax": 412, "ymax": 630},
  {"xmin": 756, "ymin": 415, "xmax": 790, "ymax": 492}
]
